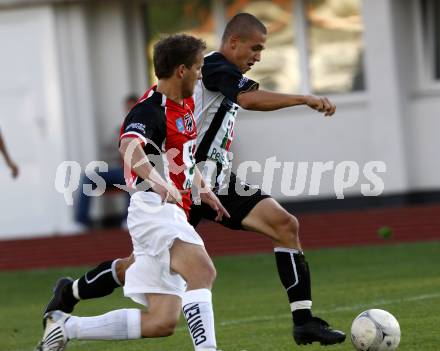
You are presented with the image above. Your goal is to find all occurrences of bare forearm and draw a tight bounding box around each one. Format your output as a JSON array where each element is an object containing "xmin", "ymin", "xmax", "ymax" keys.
[
  {"xmin": 237, "ymin": 90, "xmax": 336, "ymax": 116},
  {"xmin": 119, "ymin": 139, "xmax": 167, "ymax": 187},
  {"xmin": 237, "ymin": 90, "xmax": 308, "ymax": 111}
]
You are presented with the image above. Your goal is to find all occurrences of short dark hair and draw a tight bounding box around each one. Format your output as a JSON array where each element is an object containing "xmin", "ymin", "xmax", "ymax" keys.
[
  {"xmin": 222, "ymin": 13, "xmax": 267, "ymax": 43},
  {"xmin": 153, "ymin": 34, "xmax": 207, "ymax": 79}
]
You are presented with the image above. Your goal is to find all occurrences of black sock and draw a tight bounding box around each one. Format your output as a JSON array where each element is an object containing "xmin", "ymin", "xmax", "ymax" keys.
[
  {"xmin": 60, "ymin": 281, "xmax": 79, "ymax": 309},
  {"xmin": 76, "ymin": 260, "xmax": 121, "ymax": 299},
  {"xmin": 275, "ymin": 248, "xmax": 312, "ymax": 326}
]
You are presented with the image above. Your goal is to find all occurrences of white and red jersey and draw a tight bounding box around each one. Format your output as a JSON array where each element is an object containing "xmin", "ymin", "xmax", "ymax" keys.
[{"xmin": 120, "ymin": 86, "xmax": 197, "ymax": 215}]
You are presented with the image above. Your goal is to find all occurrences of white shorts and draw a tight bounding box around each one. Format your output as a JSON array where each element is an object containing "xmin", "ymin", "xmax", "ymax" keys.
[{"xmin": 123, "ymin": 191, "xmax": 204, "ymax": 307}]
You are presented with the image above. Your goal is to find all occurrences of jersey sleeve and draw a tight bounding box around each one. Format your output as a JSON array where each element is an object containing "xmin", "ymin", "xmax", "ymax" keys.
[
  {"xmin": 202, "ymin": 57, "xmax": 259, "ymax": 104},
  {"xmin": 120, "ymin": 103, "xmax": 166, "ymax": 150}
]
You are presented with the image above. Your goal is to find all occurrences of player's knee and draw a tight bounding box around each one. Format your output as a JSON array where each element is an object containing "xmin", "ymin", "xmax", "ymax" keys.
[
  {"xmin": 141, "ymin": 314, "xmax": 178, "ymax": 337},
  {"xmin": 154, "ymin": 320, "xmax": 178, "ymax": 337},
  {"xmin": 285, "ymin": 213, "xmax": 299, "ymax": 236},
  {"xmin": 188, "ymin": 259, "xmax": 217, "ymax": 289},
  {"xmin": 115, "ymin": 257, "xmax": 131, "ymax": 285},
  {"xmin": 200, "ymin": 260, "xmax": 217, "ymax": 287},
  {"xmin": 205, "ymin": 261, "xmax": 217, "ymax": 285},
  {"xmin": 274, "ymin": 212, "xmax": 300, "ymax": 244}
]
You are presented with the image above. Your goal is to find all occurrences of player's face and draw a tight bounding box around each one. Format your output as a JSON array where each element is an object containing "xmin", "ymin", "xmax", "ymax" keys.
[
  {"xmin": 182, "ymin": 52, "xmax": 204, "ymax": 98},
  {"xmin": 233, "ymin": 30, "xmax": 266, "ymax": 73}
]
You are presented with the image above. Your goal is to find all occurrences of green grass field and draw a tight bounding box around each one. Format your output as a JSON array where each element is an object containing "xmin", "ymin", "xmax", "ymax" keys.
[{"xmin": 1, "ymin": 241, "xmax": 440, "ymax": 351}]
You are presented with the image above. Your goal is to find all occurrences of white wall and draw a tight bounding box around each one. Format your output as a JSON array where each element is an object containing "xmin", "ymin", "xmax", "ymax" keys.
[
  {"xmin": 232, "ymin": 97, "xmax": 371, "ymax": 200},
  {"xmin": 0, "ymin": 5, "xmax": 72, "ymax": 238},
  {"xmin": 53, "ymin": 2, "xmax": 98, "ymax": 165},
  {"xmin": 404, "ymin": 0, "xmax": 440, "ymax": 190},
  {"xmin": 408, "ymin": 94, "xmax": 440, "ymax": 189},
  {"xmin": 0, "ymin": 0, "xmax": 147, "ymax": 238}
]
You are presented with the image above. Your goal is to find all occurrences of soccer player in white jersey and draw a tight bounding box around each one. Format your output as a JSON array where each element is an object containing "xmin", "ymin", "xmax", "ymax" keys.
[{"xmin": 37, "ymin": 34, "xmax": 229, "ymax": 351}]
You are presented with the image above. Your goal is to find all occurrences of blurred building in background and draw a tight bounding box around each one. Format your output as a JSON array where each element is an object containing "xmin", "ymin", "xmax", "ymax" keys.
[{"xmin": 0, "ymin": 0, "xmax": 439, "ymax": 238}]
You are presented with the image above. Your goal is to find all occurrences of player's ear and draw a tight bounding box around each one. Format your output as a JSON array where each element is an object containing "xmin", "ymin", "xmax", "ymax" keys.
[
  {"xmin": 230, "ymin": 35, "xmax": 240, "ymax": 49},
  {"xmin": 176, "ymin": 64, "xmax": 186, "ymax": 78}
]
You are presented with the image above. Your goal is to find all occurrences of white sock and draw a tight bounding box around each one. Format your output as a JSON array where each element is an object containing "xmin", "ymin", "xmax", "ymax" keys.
[
  {"xmin": 65, "ymin": 309, "xmax": 141, "ymax": 340},
  {"xmin": 182, "ymin": 289, "xmax": 217, "ymax": 351}
]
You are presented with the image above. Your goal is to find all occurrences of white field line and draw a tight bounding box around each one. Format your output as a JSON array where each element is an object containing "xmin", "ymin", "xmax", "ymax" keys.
[{"xmin": 176, "ymin": 292, "xmax": 440, "ymax": 332}]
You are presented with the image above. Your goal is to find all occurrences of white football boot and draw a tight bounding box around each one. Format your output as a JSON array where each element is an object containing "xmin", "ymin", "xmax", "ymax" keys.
[{"xmin": 36, "ymin": 310, "xmax": 70, "ymax": 351}]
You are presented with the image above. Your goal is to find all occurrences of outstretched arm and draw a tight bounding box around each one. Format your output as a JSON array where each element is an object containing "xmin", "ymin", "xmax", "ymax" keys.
[
  {"xmin": 0, "ymin": 131, "xmax": 19, "ymax": 178},
  {"xmin": 237, "ymin": 89, "xmax": 336, "ymax": 116}
]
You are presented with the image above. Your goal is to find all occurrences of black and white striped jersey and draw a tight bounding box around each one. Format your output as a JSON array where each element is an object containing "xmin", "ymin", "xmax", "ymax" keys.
[{"xmin": 194, "ymin": 51, "xmax": 259, "ymax": 187}]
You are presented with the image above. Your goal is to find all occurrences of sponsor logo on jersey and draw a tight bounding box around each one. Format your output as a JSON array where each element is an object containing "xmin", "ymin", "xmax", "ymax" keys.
[
  {"xmin": 184, "ymin": 113, "xmax": 194, "ymax": 132},
  {"xmin": 209, "ymin": 147, "xmax": 227, "ymax": 164},
  {"xmin": 238, "ymin": 76, "xmax": 249, "ymax": 89},
  {"xmin": 176, "ymin": 118, "xmax": 185, "ymax": 133},
  {"xmin": 126, "ymin": 122, "xmax": 146, "ymax": 133}
]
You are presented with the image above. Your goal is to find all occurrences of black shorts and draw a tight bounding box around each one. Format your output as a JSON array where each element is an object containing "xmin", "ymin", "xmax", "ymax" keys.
[{"xmin": 189, "ymin": 172, "xmax": 271, "ymax": 230}]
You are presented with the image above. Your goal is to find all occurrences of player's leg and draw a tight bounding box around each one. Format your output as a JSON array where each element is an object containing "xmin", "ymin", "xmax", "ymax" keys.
[
  {"xmin": 197, "ymin": 172, "xmax": 344, "ymax": 345},
  {"xmin": 124, "ymin": 192, "xmax": 217, "ymax": 350},
  {"xmin": 241, "ymin": 198, "xmax": 311, "ymax": 321},
  {"xmin": 170, "ymin": 239, "xmax": 218, "ymax": 350},
  {"xmin": 241, "ymin": 199, "xmax": 311, "ymax": 319},
  {"xmin": 38, "ymin": 241, "xmax": 217, "ymax": 351},
  {"xmin": 38, "ymin": 294, "xmax": 181, "ymax": 351},
  {"xmin": 39, "ymin": 286, "xmax": 215, "ymax": 351},
  {"xmin": 44, "ymin": 194, "xmax": 211, "ymax": 320},
  {"xmin": 64, "ymin": 293, "xmax": 181, "ymax": 339},
  {"xmin": 44, "ymin": 255, "xmax": 133, "ymax": 316},
  {"xmin": 241, "ymin": 197, "xmax": 345, "ymax": 345}
]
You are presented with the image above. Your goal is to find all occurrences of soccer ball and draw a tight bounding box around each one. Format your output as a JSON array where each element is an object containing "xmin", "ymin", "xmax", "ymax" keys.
[{"xmin": 351, "ymin": 309, "xmax": 400, "ymax": 351}]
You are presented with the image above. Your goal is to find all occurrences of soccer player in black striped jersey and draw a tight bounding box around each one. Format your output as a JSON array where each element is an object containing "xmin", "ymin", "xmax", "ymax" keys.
[
  {"xmin": 191, "ymin": 13, "xmax": 344, "ymax": 346},
  {"xmin": 42, "ymin": 13, "xmax": 345, "ymax": 347}
]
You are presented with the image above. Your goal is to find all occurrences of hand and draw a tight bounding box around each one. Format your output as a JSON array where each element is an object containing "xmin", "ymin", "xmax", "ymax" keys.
[
  {"xmin": 151, "ymin": 181, "xmax": 188, "ymax": 206},
  {"xmin": 200, "ymin": 189, "xmax": 230, "ymax": 222},
  {"xmin": 7, "ymin": 160, "xmax": 19, "ymax": 179},
  {"xmin": 305, "ymin": 95, "xmax": 336, "ymax": 116}
]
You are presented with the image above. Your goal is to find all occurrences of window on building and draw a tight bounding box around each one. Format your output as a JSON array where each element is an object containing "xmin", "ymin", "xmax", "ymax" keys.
[
  {"xmin": 225, "ymin": 0, "xmax": 300, "ymax": 92},
  {"xmin": 420, "ymin": 0, "xmax": 440, "ymax": 81},
  {"xmin": 142, "ymin": 0, "xmax": 366, "ymax": 94},
  {"xmin": 305, "ymin": 0, "xmax": 365, "ymax": 94},
  {"xmin": 437, "ymin": 15, "xmax": 440, "ymax": 80},
  {"xmin": 143, "ymin": 0, "xmax": 218, "ymax": 84}
]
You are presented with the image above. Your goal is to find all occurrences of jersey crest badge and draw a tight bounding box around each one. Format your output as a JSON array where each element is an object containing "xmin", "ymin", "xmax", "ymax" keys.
[{"xmin": 184, "ymin": 113, "xmax": 194, "ymax": 133}]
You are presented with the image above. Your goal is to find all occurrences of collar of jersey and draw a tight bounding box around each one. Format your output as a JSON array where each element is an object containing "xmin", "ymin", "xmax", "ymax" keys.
[{"xmin": 150, "ymin": 85, "xmax": 189, "ymax": 112}]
